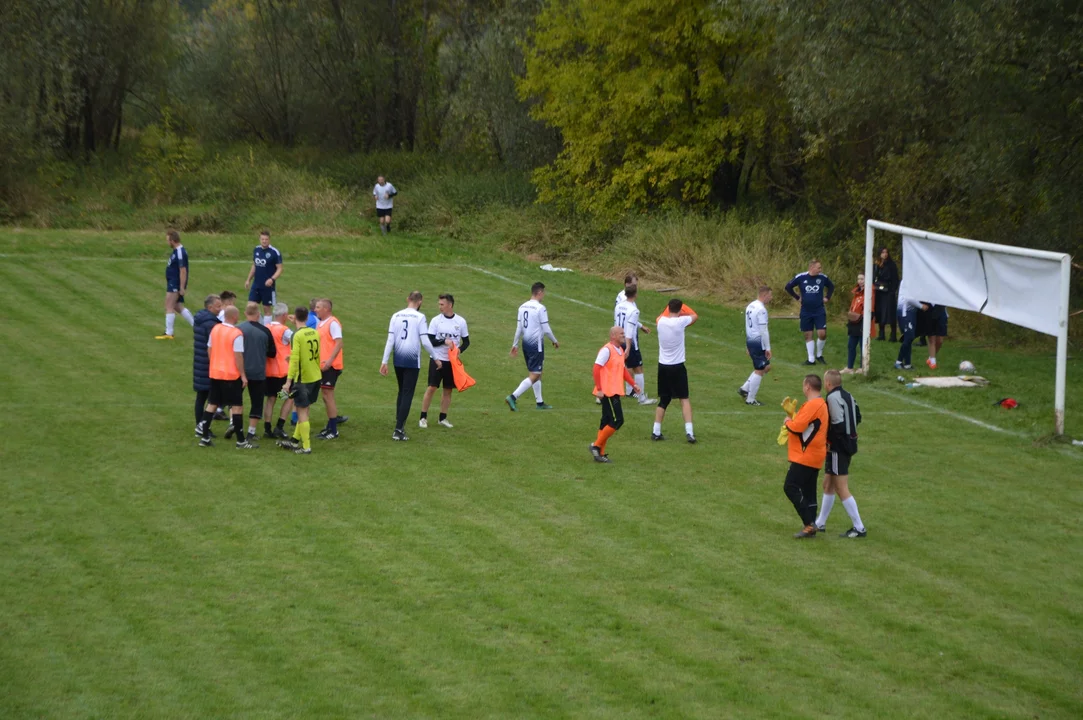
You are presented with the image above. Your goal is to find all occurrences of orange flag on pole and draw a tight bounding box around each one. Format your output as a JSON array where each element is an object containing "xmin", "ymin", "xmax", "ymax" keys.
[{"xmin": 448, "ymin": 344, "xmax": 475, "ymax": 392}]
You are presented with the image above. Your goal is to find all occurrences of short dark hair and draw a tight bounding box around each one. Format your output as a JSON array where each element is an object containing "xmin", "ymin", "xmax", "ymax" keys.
[
  {"xmin": 759, "ymin": 285, "xmax": 772, "ymax": 296},
  {"xmin": 667, "ymin": 298, "xmax": 683, "ymax": 313},
  {"xmin": 260, "ymin": 230, "xmax": 270, "ymax": 238},
  {"xmin": 804, "ymin": 374, "xmax": 822, "ymax": 392},
  {"xmin": 624, "ymin": 272, "xmax": 638, "ymax": 285},
  {"xmin": 531, "ymin": 282, "xmax": 545, "ymax": 295},
  {"xmin": 407, "ymin": 291, "xmax": 423, "ymax": 303},
  {"xmin": 166, "ymin": 229, "xmax": 180, "ymax": 244},
  {"xmin": 294, "ymin": 306, "xmax": 309, "ymax": 322},
  {"xmin": 624, "ymin": 283, "xmax": 637, "ymax": 300},
  {"xmin": 438, "ymin": 293, "xmax": 454, "ymax": 306},
  {"xmin": 220, "ymin": 290, "xmax": 237, "ymax": 301}
]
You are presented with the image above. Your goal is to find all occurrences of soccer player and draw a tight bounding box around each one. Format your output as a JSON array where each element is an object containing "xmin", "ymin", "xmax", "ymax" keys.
[
  {"xmin": 785, "ymin": 259, "xmax": 834, "ymax": 365},
  {"xmin": 420, "ymin": 293, "xmax": 470, "ymax": 429},
  {"xmin": 314, "ymin": 298, "xmax": 347, "ymax": 439},
  {"xmin": 198, "ymin": 306, "xmax": 254, "ymax": 449},
  {"xmin": 894, "ymin": 296, "xmax": 927, "ymax": 371},
  {"xmin": 380, "ymin": 291, "xmax": 439, "ymax": 441},
  {"xmin": 278, "ymin": 306, "xmax": 322, "ymax": 455},
  {"xmin": 615, "ymin": 272, "xmax": 638, "ymax": 306},
  {"xmin": 374, "ymin": 175, "xmax": 397, "ymax": 234},
  {"xmin": 236, "ymin": 302, "xmax": 276, "ymax": 444},
  {"xmin": 615, "ymin": 284, "xmax": 654, "ymax": 404},
  {"xmin": 782, "ymin": 374, "xmax": 829, "ymax": 538},
  {"xmin": 925, "ymin": 303, "xmax": 948, "ymax": 369},
  {"xmin": 652, "ymin": 298, "xmax": 698, "ymax": 443},
  {"xmin": 590, "ymin": 326, "xmax": 641, "ymax": 463},
  {"xmin": 192, "ymin": 294, "xmax": 222, "ymax": 436},
  {"xmin": 507, "ymin": 282, "xmax": 559, "ymax": 411},
  {"xmin": 244, "ymin": 230, "xmax": 282, "ymax": 325},
  {"xmin": 157, "ymin": 230, "xmax": 195, "ymax": 339},
  {"xmin": 262, "ymin": 303, "xmax": 294, "ymax": 439},
  {"xmin": 217, "ymin": 290, "xmax": 237, "ymax": 322},
  {"xmin": 815, "ymin": 369, "xmax": 867, "ymax": 538},
  {"xmin": 739, "ymin": 286, "xmax": 772, "ymax": 406},
  {"xmin": 305, "ymin": 297, "xmax": 319, "ymax": 329}
]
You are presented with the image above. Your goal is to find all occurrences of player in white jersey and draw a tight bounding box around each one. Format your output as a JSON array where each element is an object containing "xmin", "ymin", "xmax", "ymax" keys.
[
  {"xmin": 614, "ymin": 284, "xmax": 655, "ymax": 404},
  {"xmin": 380, "ymin": 291, "xmax": 438, "ymax": 441},
  {"xmin": 652, "ymin": 298, "xmax": 698, "ymax": 443},
  {"xmin": 507, "ymin": 282, "xmax": 559, "ymax": 410},
  {"xmin": 738, "ymin": 286, "xmax": 773, "ymax": 406},
  {"xmin": 419, "ymin": 293, "xmax": 470, "ymax": 429},
  {"xmin": 614, "ymin": 271, "xmax": 638, "ymax": 306}
]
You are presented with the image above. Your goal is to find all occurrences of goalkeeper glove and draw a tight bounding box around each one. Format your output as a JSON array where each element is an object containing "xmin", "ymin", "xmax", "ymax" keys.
[
  {"xmin": 781, "ymin": 396, "xmax": 798, "ymax": 418},
  {"xmin": 776, "ymin": 424, "xmax": 789, "ymax": 446}
]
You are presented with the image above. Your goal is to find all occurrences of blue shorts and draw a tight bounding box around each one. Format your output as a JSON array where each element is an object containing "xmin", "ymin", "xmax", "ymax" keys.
[
  {"xmin": 746, "ymin": 340, "xmax": 770, "ymax": 370},
  {"xmin": 249, "ymin": 285, "xmax": 276, "ymax": 306},
  {"xmin": 522, "ymin": 345, "xmax": 544, "ymax": 373},
  {"xmin": 624, "ymin": 346, "xmax": 643, "ymax": 369},
  {"xmin": 800, "ymin": 308, "xmax": 827, "ymax": 332}
]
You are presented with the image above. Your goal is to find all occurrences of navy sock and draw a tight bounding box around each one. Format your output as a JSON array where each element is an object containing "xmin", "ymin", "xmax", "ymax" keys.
[{"xmin": 439, "ymin": 413, "xmax": 447, "ymax": 422}]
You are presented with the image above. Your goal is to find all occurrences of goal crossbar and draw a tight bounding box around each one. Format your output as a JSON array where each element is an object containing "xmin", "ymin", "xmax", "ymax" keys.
[{"xmin": 862, "ymin": 219, "xmax": 1072, "ymax": 435}]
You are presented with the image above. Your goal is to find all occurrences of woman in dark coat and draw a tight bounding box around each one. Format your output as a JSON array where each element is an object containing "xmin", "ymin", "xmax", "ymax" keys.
[{"xmin": 873, "ymin": 247, "xmax": 899, "ymax": 341}]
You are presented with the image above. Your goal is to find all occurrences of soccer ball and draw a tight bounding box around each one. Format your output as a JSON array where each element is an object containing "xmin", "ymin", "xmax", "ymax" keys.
[{"xmin": 959, "ymin": 360, "xmax": 976, "ymax": 374}]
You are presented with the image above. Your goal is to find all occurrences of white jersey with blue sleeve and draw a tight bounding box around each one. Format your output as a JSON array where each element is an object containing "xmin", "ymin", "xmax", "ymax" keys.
[
  {"xmin": 744, "ymin": 299, "xmax": 770, "ymax": 351},
  {"xmin": 512, "ymin": 299, "xmax": 557, "ymax": 352},
  {"xmin": 614, "ymin": 300, "xmax": 642, "ymax": 351},
  {"xmin": 382, "ymin": 307, "xmax": 435, "ymax": 369}
]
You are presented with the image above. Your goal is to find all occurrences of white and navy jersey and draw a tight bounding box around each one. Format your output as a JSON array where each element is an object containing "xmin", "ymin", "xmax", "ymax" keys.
[
  {"xmin": 785, "ymin": 272, "xmax": 834, "ymax": 311},
  {"xmin": 252, "ymin": 245, "xmax": 282, "ymax": 286},
  {"xmin": 373, "ymin": 182, "xmax": 397, "ymax": 209},
  {"xmin": 614, "ymin": 289, "xmax": 627, "ymax": 307},
  {"xmin": 614, "ymin": 300, "xmax": 642, "ymax": 351},
  {"xmin": 897, "ymin": 296, "xmax": 923, "ymax": 317},
  {"xmin": 383, "ymin": 307, "xmax": 432, "ymax": 369},
  {"xmin": 656, "ymin": 315, "xmax": 693, "ymax": 366},
  {"xmin": 428, "ymin": 313, "xmax": 469, "ymax": 362},
  {"xmin": 166, "ymin": 245, "xmax": 188, "ymax": 286},
  {"xmin": 744, "ymin": 299, "xmax": 770, "ymax": 351},
  {"xmin": 512, "ymin": 299, "xmax": 557, "ymax": 352}
]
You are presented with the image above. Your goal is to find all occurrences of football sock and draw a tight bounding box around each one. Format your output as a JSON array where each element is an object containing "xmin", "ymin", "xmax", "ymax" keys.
[
  {"xmin": 264, "ymin": 421, "xmax": 272, "ymax": 434},
  {"xmin": 842, "ymin": 496, "xmax": 865, "ymax": 532},
  {"xmin": 298, "ymin": 420, "xmax": 311, "ymax": 450},
  {"xmin": 328, "ymin": 416, "xmax": 338, "ymax": 434},
  {"xmin": 653, "ymin": 422, "xmax": 662, "ymax": 436},
  {"xmin": 635, "ymin": 373, "xmax": 645, "ymax": 397},
  {"xmin": 741, "ymin": 375, "xmax": 752, "ymax": 393},
  {"xmin": 181, "ymin": 308, "xmax": 194, "ymax": 326},
  {"xmin": 381, "ymin": 225, "xmax": 387, "ymax": 235},
  {"xmin": 439, "ymin": 413, "xmax": 447, "ymax": 422},
  {"xmin": 747, "ymin": 373, "xmax": 763, "ymax": 402},
  {"xmin": 165, "ymin": 313, "xmax": 176, "ymax": 335},
  {"xmin": 420, "ymin": 411, "xmax": 428, "ymax": 420},
  {"xmin": 806, "ymin": 340, "xmax": 816, "ymax": 362},
  {"xmin": 276, "ymin": 417, "xmax": 285, "ymax": 430},
  {"xmin": 596, "ymin": 425, "xmax": 616, "ymax": 453},
  {"xmin": 201, "ymin": 410, "xmax": 214, "ymax": 438},
  {"xmin": 231, "ymin": 414, "xmax": 245, "ymax": 441},
  {"xmin": 816, "ymin": 338, "xmax": 826, "ymax": 357},
  {"xmin": 625, "ymin": 381, "xmax": 633, "ymax": 395},
  {"xmin": 263, "ymin": 315, "xmax": 272, "ymax": 326},
  {"xmin": 532, "ymin": 380, "xmax": 544, "ymax": 403},
  {"xmin": 684, "ymin": 422, "xmax": 694, "ymax": 436},
  {"xmin": 816, "ymin": 493, "xmax": 836, "ymax": 527},
  {"xmin": 512, "ymin": 378, "xmax": 533, "ymax": 399}
]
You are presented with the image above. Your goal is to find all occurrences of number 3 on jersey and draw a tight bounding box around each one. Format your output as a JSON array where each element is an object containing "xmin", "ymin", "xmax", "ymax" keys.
[
  {"xmin": 306, "ymin": 338, "xmax": 319, "ymax": 362},
  {"xmin": 401, "ymin": 319, "xmax": 410, "ymax": 340}
]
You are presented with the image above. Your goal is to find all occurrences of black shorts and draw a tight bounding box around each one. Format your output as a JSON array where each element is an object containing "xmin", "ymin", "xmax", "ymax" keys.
[
  {"xmin": 825, "ymin": 450, "xmax": 852, "ymax": 476},
  {"xmin": 208, "ymin": 378, "xmax": 244, "ymax": 408},
  {"xmin": 427, "ymin": 358, "xmax": 454, "ymax": 388},
  {"xmin": 246, "ymin": 379, "xmax": 266, "ymax": 418},
  {"xmin": 928, "ymin": 308, "xmax": 948, "ymax": 337},
  {"xmin": 377, "ymin": 207, "xmax": 393, "ymax": 218},
  {"xmin": 321, "ymin": 368, "xmax": 341, "ymax": 389},
  {"xmin": 624, "ymin": 346, "xmax": 643, "ymax": 369},
  {"xmin": 265, "ymin": 376, "xmax": 286, "ymax": 396},
  {"xmin": 292, "ymin": 381, "xmax": 321, "ymax": 409},
  {"xmin": 657, "ymin": 363, "xmax": 689, "ymax": 400}
]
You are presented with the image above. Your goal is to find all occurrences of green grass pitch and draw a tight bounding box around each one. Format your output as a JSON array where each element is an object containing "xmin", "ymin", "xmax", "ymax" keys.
[{"xmin": 1, "ymin": 230, "xmax": 1082, "ymax": 719}]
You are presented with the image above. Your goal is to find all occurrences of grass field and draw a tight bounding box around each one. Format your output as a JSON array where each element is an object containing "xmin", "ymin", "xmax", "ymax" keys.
[{"xmin": 1, "ymin": 229, "xmax": 1082, "ymax": 719}]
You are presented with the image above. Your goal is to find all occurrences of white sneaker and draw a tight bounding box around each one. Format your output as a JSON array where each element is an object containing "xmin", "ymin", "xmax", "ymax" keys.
[
  {"xmin": 418, "ymin": 418, "xmax": 428, "ymax": 428},
  {"xmin": 637, "ymin": 395, "xmax": 658, "ymax": 406},
  {"xmin": 438, "ymin": 419, "xmax": 454, "ymax": 428}
]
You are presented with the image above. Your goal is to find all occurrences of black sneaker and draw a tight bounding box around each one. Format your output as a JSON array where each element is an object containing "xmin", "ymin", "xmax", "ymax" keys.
[
  {"xmin": 686, "ymin": 434, "xmax": 697, "ymax": 444},
  {"xmin": 815, "ymin": 524, "xmax": 826, "ymax": 533},
  {"xmin": 224, "ymin": 425, "xmax": 236, "ymax": 440},
  {"xmin": 294, "ymin": 447, "xmax": 312, "ymax": 455},
  {"xmin": 277, "ymin": 438, "xmax": 299, "ymax": 450},
  {"xmin": 737, "ymin": 388, "xmax": 748, "ymax": 399},
  {"xmin": 235, "ymin": 439, "xmax": 257, "ymax": 450},
  {"xmin": 335, "ymin": 415, "xmax": 349, "ymax": 425},
  {"xmin": 816, "ymin": 356, "xmax": 827, "ymax": 364},
  {"xmin": 803, "ymin": 360, "xmax": 816, "ymax": 366},
  {"xmin": 392, "ymin": 429, "xmax": 408, "ymax": 441},
  {"xmin": 246, "ymin": 433, "xmax": 259, "ymax": 446},
  {"xmin": 198, "ymin": 437, "xmax": 214, "ymax": 448},
  {"xmin": 213, "ymin": 410, "xmax": 228, "ymax": 421},
  {"xmin": 793, "ymin": 525, "xmax": 817, "ymax": 539},
  {"xmin": 316, "ymin": 429, "xmax": 339, "ymax": 440},
  {"xmin": 194, "ymin": 423, "xmax": 216, "ymax": 439},
  {"xmin": 840, "ymin": 527, "xmax": 867, "ymax": 539},
  {"xmin": 263, "ymin": 429, "xmax": 276, "ymax": 439},
  {"xmin": 651, "ymin": 433, "xmax": 665, "ymax": 441},
  {"xmin": 589, "ymin": 444, "xmax": 603, "ymax": 461},
  {"xmin": 271, "ymin": 427, "xmax": 289, "ymax": 440},
  {"xmin": 745, "ymin": 399, "xmax": 764, "ymax": 407}
]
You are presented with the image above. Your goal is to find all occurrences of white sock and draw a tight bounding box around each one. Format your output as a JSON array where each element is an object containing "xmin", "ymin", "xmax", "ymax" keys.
[
  {"xmin": 625, "ymin": 381, "xmax": 633, "ymax": 395},
  {"xmin": 263, "ymin": 315, "xmax": 272, "ymax": 326},
  {"xmin": 816, "ymin": 338, "xmax": 826, "ymax": 357},
  {"xmin": 532, "ymin": 380, "xmax": 544, "ymax": 403},
  {"xmin": 684, "ymin": 422, "xmax": 693, "ymax": 436},
  {"xmin": 635, "ymin": 373, "xmax": 645, "ymax": 397},
  {"xmin": 653, "ymin": 422, "xmax": 662, "ymax": 435},
  {"xmin": 512, "ymin": 378, "xmax": 533, "ymax": 399},
  {"xmin": 165, "ymin": 313, "xmax": 176, "ymax": 335},
  {"xmin": 741, "ymin": 374, "xmax": 752, "ymax": 392},
  {"xmin": 747, "ymin": 373, "xmax": 763, "ymax": 402},
  {"xmin": 842, "ymin": 496, "xmax": 865, "ymax": 532},
  {"xmin": 816, "ymin": 493, "xmax": 836, "ymax": 527},
  {"xmin": 181, "ymin": 308, "xmax": 194, "ymax": 326},
  {"xmin": 806, "ymin": 340, "xmax": 816, "ymax": 362}
]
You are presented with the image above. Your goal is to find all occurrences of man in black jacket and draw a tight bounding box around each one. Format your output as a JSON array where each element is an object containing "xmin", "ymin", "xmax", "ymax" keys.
[
  {"xmin": 193, "ymin": 294, "xmax": 222, "ymax": 436},
  {"xmin": 815, "ymin": 369, "xmax": 867, "ymax": 538}
]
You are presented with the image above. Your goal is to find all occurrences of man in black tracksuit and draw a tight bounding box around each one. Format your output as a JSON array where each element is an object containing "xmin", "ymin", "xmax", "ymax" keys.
[
  {"xmin": 192, "ymin": 294, "xmax": 223, "ymax": 436},
  {"xmin": 814, "ymin": 369, "xmax": 868, "ymax": 538}
]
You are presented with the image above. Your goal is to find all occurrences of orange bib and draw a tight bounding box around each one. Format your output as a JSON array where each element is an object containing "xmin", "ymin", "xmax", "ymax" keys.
[
  {"xmin": 266, "ymin": 322, "xmax": 291, "ymax": 378},
  {"xmin": 318, "ymin": 315, "xmax": 344, "ymax": 369},
  {"xmin": 598, "ymin": 342, "xmax": 626, "ymax": 397},
  {"xmin": 209, "ymin": 324, "xmax": 242, "ymax": 380}
]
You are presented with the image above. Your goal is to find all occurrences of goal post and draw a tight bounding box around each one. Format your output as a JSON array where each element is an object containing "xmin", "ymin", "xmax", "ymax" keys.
[{"xmin": 862, "ymin": 219, "xmax": 1073, "ymax": 436}]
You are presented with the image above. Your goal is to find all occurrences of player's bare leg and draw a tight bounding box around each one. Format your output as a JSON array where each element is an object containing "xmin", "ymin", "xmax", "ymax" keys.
[{"xmin": 680, "ymin": 398, "xmax": 695, "ymax": 443}]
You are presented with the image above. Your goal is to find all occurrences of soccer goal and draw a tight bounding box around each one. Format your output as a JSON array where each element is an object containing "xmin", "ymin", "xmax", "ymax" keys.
[{"xmin": 862, "ymin": 219, "xmax": 1073, "ymax": 435}]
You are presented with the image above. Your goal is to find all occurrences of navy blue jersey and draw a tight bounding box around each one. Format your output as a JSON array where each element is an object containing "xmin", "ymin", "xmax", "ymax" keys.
[
  {"xmin": 166, "ymin": 245, "xmax": 189, "ymax": 287},
  {"xmin": 252, "ymin": 245, "xmax": 282, "ymax": 286},
  {"xmin": 785, "ymin": 272, "xmax": 834, "ymax": 312}
]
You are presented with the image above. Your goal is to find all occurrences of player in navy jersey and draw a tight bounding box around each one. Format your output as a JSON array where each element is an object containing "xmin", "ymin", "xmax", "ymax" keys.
[
  {"xmin": 380, "ymin": 291, "xmax": 439, "ymax": 441},
  {"xmin": 157, "ymin": 230, "xmax": 195, "ymax": 339},
  {"xmin": 785, "ymin": 259, "xmax": 834, "ymax": 365},
  {"xmin": 244, "ymin": 230, "xmax": 283, "ymax": 325}
]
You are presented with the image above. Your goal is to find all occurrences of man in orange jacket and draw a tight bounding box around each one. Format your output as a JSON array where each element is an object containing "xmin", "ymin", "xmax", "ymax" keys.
[
  {"xmin": 590, "ymin": 327, "xmax": 641, "ymax": 463},
  {"xmin": 782, "ymin": 374, "xmax": 829, "ymax": 537}
]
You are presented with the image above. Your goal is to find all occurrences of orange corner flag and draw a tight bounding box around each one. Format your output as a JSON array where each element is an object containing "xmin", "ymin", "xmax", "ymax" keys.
[{"xmin": 448, "ymin": 344, "xmax": 475, "ymax": 392}]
